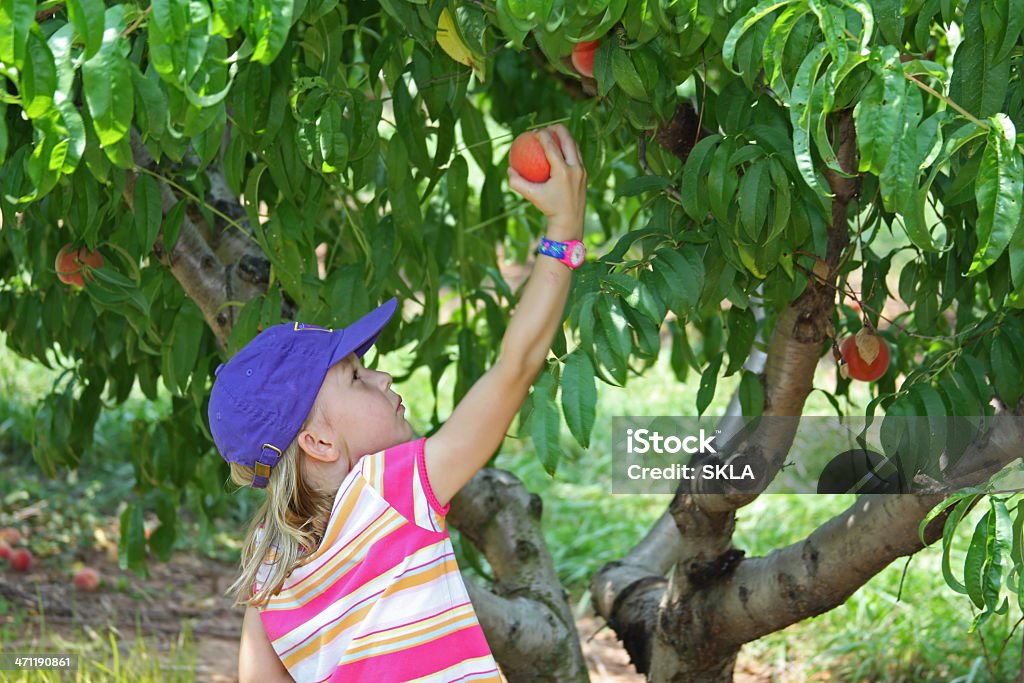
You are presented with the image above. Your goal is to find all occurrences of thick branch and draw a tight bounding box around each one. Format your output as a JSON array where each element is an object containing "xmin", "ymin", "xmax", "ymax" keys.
[
  {"xmin": 130, "ymin": 131, "xmax": 270, "ymax": 348},
  {"xmin": 693, "ymin": 411, "xmax": 1024, "ymax": 653},
  {"xmin": 591, "ymin": 511, "xmax": 680, "ymax": 673},
  {"xmin": 448, "ymin": 468, "xmax": 587, "ymax": 682},
  {"xmin": 462, "ymin": 579, "xmax": 572, "ymax": 671}
]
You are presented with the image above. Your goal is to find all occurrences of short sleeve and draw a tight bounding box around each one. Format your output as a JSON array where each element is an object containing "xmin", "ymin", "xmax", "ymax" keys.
[{"xmin": 361, "ymin": 437, "xmax": 449, "ymax": 533}]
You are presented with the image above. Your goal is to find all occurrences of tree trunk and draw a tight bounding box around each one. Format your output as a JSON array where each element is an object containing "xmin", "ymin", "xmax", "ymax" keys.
[{"xmin": 449, "ymin": 467, "xmax": 589, "ymax": 682}]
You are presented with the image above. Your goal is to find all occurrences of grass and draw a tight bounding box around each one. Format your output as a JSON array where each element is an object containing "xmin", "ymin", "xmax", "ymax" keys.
[
  {"xmin": 0, "ymin": 605, "xmax": 197, "ymax": 683},
  {"xmin": 2, "ymin": 332, "xmax": 1023, "ymax": 681}
]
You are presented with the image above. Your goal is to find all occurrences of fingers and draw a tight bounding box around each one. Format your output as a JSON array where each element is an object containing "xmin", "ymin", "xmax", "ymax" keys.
[
  {"xmin": 546, "ymin": 124, "xmax": 581, "ymax": 166},
  {"xmin": 506, "ymin": 166, "xmax": 536, "ymax": 202},
  {"xmin": 535, "ymin": 129, "xmax": 567, "ymax": 169}
]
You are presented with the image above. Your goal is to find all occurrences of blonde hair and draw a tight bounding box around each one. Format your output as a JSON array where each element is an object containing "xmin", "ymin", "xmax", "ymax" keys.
[{"xmin": 226, "ymin": 412, "xmax": 338, "ymax": 608}]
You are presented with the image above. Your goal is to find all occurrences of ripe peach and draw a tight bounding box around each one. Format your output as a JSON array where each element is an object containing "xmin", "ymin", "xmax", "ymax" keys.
[
  {"xmin": 571, "ymin": 40, "xmax": 600, "ymax": 78},
  {"xmin": 509, "ymin": 131, "xmax": 565, "ymax": 183},
  {"xmin": 9, "ymin": 548, "xmax": 33, "ymax": 572},
  {"xmin": 55, "ymin": 243, "xmax": 104, "ymax": 288},
  {"xmin": 0, "ymin": 541, "xmax": 10, "ymax": 560},
  {"xmin": 840, "ymin": 330, "xmax": 891, "ymax": 382},
  {"xmin": 73, "ymin": 567, "xmax": 100, "ymax": 592}
]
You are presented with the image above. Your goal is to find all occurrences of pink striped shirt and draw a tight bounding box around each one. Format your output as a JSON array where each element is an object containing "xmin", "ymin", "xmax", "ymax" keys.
[{"xmin": 254, "ymin": 438, "xmax": 501, "ymax": 682}]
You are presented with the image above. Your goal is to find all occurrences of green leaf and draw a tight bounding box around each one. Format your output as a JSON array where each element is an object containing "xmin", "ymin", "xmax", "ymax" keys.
[
  {"xmin": 680, "ymin": 134, "xmax": 722, "ymax": 222},
  {"xmin": 561, "ymin": 349, "xmax": 597, "ymax": 448},
  {"xmin": 907, "ymin": 383, "xmax": 947, "ymax": 478},
  {"xmin": 169, "ymin": 301, "xmax": 205, "ymax": 394},
  {"xmin": 597, "ymin": 295, "xmax": 632, "ymax": 369},
  {"xmin": 1011, "ymin": 210, "xmax": 1024, "ymax": 296},
  {"xmin": 131, "ymin": 64, "xmax": 168, "ymax": 141},
  {"xmin": 738, "ymin": 159, "xmax": 770, "ymax": 241},
  {"xmin": 949, "ymin": 0, "xmax": 1010, "ymax": 120},
  {"xmin": 251, "ymin": 0, "xmax": 295, "ymax": 64},
  {"xmin": 790, "ymin": 43, "xmax": 832, "ymax": 196},
  {"xmin": 611, "ymin": 47, "xmax": 647, "ymax": 101},
  {"xmin": 991, "ymin": 332, "xmax": 1024, "ymax": 408},
  {"xmin": 0, "ymin": 101, "xmax": 7, "ymax": 163},
  {"xmin": 82, "ymin": 27, "xmax": 134, "ymax": 148},
  {"xmin": 66, "ymin": 0, "xmax": 105, "ymax": 59},
  {"xmin": 873, "ymin": 0, "xmax": 904, "ymax": 45},
  {"xmin": 723, "ymin": 0, "xmax": 795, "ymax": 75},
  {"xmin": 809, "ymin": 0, "xmax": 848, "ymax": 66},
  {"xmin": 459, "ymin": 98, "xmax": 492, "ymax": 172},
  {"xmin": 767, "ymin": 158, "xmax": 792, "ymax": 241},
  {"xmin": 966, "ymin": 509, "xmax": 990, "ymax": 609},
  {"xmin": 738, "ymin": 370, "xmax": 765, "ymax": 416},
  {"xmin": 708, "ymin": 138, "xmax": 739, "ymax": 223},
  {"xmin": 968, "ymin": 115, "xmax": 1023, "ymax": 276},
  {"xmin": 957, "ymin": 353, "xmax": 995, "ymax": 410},
  {"xmin": 148, "ymin": 0, "xmax": 189, "ymax": 81},
  {"xmin": 22, "ymin": 30, "xmax": 57, "ymax": 121},
  {"xmin": 0, "ymin": 0, "xmax": 34, "ymax": 65},
  {"xmin": 134, "ymin": 174, "xmax": 163, "ymax": 252},
  {"xmin": 762, "ymin": 4, "xmax": 810, "ymax": 100},
  {"xmin": 725, "ymin": 306, "xmax": 756, "ymax": 376},
  {"xmin": 211, "ymin": 0, "xmax": 243, "ymax": 36},
  {"xmin": 616, "ymin": 174, "xmax": 673, "ymax": 199},
  {"xmin": 119, "ymin": 504, "xmax": 149, "ymax": 576},
  {"xmin": 653, "ymin": 245, "xmax": 705, "ymax": 317},
  {"xmin": 386, "ymin": 136, "xmax": 423, "ymax": 241},
  {"xmin": 528, "ymin": 368, "xmax": 561, "ymax": 476},
  {"xmin": 855, "ymin": 46, "xmax": 902, "ymax": 176},
  {"xmin": 696, "ymin": 351, "xmax": 724, "ymax": 417},
  {"xmin": 931, "ymin": 493, "xmax": 983, "ymax": 595},
  {"xmin": 163, "ymin": 199, "xmax": 187, "ymax": 253}
]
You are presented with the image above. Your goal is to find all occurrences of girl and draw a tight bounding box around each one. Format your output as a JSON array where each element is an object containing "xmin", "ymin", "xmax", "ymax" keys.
[{"xmin": 208, "ymin": 124, "xmax": 587, "ymax": 682}]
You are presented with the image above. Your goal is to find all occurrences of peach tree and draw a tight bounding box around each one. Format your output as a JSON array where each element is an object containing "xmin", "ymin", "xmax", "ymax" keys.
[{"xmin": 1, "ymin": 0, "xmax": 1023, "ymax": 679}]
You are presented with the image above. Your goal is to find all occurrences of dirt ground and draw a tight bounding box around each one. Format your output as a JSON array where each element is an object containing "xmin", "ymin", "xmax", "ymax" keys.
[
  {"xmin": 1, "ymin": 548, "xmax": 801, "ymax": 682},
  {"xmin": 0, "ymin": 549, "xmax": 648, "ymax": 682}
]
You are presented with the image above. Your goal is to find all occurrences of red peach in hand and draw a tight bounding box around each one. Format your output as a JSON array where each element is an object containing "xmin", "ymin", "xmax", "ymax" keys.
[{"xmin": 509, "ymin": 131, "xmax": 565, "ymax": 183}]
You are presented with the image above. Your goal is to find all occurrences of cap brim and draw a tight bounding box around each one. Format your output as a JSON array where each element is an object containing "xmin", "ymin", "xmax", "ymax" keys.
[{"xmin": 328, "ymin": 297, "xmax": 399, "ymax": 366}]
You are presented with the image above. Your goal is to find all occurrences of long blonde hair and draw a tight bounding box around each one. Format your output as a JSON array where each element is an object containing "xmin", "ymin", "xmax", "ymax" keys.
[{"xmin": 226, "ymin": 424, "xmax": 337, "ymax": 608}]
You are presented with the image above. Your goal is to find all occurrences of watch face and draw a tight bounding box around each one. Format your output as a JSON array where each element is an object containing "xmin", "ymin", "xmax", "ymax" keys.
[{"xmin": 569, "ymin": 243, "xmax": 585, "ymax": 266}]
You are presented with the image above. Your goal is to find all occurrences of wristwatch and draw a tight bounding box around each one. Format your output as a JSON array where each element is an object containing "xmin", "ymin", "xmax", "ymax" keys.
[{"xmin": 538, "ymin": 237, "xmax": 586, "ymax": 270}]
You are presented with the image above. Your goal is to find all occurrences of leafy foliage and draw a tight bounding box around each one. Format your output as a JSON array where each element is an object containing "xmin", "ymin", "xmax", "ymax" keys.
[{"xmin": 0, "ymin": 0, "xmax": 1022, "ymax": 619}]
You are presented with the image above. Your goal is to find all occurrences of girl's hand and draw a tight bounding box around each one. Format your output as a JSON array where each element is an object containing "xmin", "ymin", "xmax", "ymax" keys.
[{"xmin": 506, "ymin": 124, "xmax": 586, "ymax": 242}]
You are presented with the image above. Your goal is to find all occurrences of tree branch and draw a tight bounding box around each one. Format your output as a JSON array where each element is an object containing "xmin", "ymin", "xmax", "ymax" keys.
[
  {"xmin": 130, "ymin": 130, "xmax": 272, "ymax": 348},
  {"xmin": 691, "ymin": 410, "xmax": 1024, "ymax": 653},
  {"xmin": 591, "ymin": 511, "xmax": 680, "ymax": 673},
  {"xmin": 448, "ymin": 468, "xmax": 588, "ymax": 682}
]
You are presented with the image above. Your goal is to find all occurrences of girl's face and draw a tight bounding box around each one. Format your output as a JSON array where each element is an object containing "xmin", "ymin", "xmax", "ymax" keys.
[{"xmin": 308, "ymin": 352, "xmax": 413, "ymax": 470}]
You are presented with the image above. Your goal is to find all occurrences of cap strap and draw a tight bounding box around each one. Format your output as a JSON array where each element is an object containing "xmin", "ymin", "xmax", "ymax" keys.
[{"xmin": 252, "ymin": 444, "xmax": 283, "ymax": 489}]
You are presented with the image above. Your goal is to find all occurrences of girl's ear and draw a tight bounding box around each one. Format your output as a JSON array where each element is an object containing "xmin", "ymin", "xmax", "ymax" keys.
[{"xmin": 296, "ymin": 427, "xmax": 340, "ymax": 463}]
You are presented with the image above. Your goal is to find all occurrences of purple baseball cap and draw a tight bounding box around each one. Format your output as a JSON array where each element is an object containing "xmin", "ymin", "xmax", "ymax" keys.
[{"xmin": 208, "ymin": 298, "xmax": 399, "ymax": 488}]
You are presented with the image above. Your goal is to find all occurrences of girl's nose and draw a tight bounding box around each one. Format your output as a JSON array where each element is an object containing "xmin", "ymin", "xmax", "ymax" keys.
[{"xmin": 374, "ymin": 369, "xmax": 392, "ymax": 392}]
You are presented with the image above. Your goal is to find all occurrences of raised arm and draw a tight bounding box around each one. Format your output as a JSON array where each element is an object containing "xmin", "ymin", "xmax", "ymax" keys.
[{"xmin": 424, "ymin": 125, "xmax": 586, "ymax": 507}]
